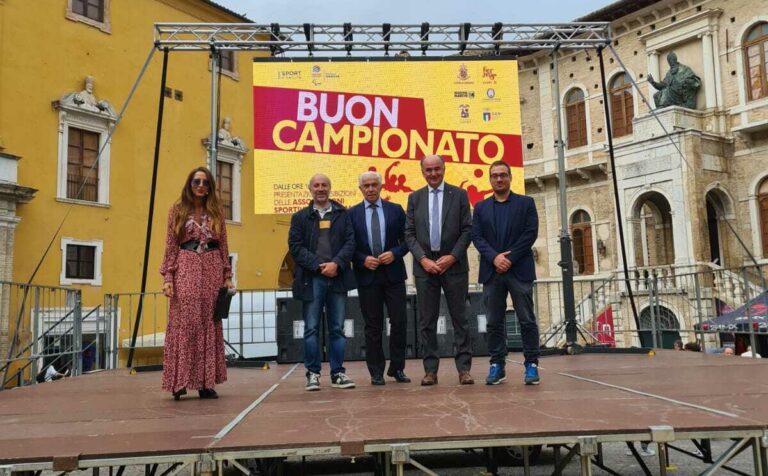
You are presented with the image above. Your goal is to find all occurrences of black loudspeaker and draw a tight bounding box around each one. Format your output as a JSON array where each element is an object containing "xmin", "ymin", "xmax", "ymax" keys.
[
  {"xmin": 342, "ymin": 295, "xmax": 418, "ymax": 362},
  {"xmin": 276, "ymin": 298, "xmax": 324, "ymax": 364},
  {"xmin": 466, "ymin": 291, "xmax": 490, "ymax": 357}
]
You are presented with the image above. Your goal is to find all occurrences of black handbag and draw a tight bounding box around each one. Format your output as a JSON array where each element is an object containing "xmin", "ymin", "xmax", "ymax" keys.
[{"xmin": 214, "ymin": 287, "xmax": 234, "ymax": 321}]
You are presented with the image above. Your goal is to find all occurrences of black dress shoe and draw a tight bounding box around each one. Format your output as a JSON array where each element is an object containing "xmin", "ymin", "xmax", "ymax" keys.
[
  {"xmin": 371, "ymin": 375, "xmax": 385, "ymax": 386},
  {"xmin": 198, "ymin": 388, "xmax": 219, "ymax": 399},
  {"xmin": 387, "ymin": 369, "xmax": 411, "ymax": 383},
  {"xmin": 172, "ymin": 388, "xmax": 187, "ymax": 401}
]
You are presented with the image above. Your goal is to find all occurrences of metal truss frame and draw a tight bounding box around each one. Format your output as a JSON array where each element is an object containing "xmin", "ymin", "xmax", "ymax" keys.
[
  {"xmin": 4, "ymin": 428, "xmax": 766, "ymax": 475},
  {"xmin": 153, "ymin": 22, "xmax": 611, "ymax": 53},
  {"xmin": 146, "ymin": 22, "xmax": 610, "ymax": 351}
]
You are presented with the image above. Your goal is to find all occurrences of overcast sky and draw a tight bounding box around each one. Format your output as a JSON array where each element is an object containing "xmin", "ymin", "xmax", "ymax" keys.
[{"xmin": 216, "ymin": 0, "xmax": 611, "ymax": 24}]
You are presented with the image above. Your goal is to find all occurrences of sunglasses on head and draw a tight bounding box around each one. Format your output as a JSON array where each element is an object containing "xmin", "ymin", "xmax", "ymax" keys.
[{"xmin": 191, "ymin": 178, "xmax": 210, "ymax": 187}]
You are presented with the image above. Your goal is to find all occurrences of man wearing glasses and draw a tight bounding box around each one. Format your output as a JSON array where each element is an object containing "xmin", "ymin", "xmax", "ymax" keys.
[{"xmin": 471, "ymin": 161, "xmax": 541, "ymax": 386}]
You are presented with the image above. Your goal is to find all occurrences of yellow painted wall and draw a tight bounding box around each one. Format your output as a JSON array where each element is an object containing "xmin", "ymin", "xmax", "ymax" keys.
[{"xmin": 0, "ymin": 1, "xmax": 290, "ymax": 363}]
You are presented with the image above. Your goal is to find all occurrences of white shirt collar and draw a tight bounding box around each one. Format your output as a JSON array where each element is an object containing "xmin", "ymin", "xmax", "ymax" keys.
[
  {"xmin": 313, "ymin": 202, "xmax": 333, "ymax": 213},
  {"xmin": 365, "ymin": 198, "xmax": 383, "ymax": 209},
  {"xmin": 428, "ymin": 182, "xmax": 445, "ymax": 193}
]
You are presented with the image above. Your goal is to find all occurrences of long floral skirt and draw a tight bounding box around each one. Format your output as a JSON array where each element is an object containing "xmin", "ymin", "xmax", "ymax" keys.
[{"xmin": 162, "ymin": 250, "xmax": 227, "ymax": 392}]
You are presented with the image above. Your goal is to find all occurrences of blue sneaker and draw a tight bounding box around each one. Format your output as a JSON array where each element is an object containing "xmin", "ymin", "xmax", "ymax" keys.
[
  {"xmin": 524, "ymin": 363, "xmax": 540, "ymax": 385},
  {"xmin": 486, "ymin": 363, "xmax": 506, "ymax": 385}
]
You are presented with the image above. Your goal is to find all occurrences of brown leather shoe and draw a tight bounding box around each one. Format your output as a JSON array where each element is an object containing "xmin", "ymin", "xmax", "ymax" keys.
[
  {"xmin": 421, "ymin": 372, "xmax": 438, "ymax": 386},
  {"xmin": 459, "ymin": 370, "xmax": 474, "ymax": 385}
]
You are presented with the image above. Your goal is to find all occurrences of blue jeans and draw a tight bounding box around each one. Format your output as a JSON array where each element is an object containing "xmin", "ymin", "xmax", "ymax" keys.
[
  {"xmin": 302, "ymin": 275, "xmax": 347, "ymax": 375},
  {"xmin": 484, "ymin": 273, "xmax": 540, "ymax": 366}
]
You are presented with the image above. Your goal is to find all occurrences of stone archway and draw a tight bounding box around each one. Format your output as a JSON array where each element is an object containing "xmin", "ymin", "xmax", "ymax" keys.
[
  {"xmin": 631, "ymin": 191, "xmax": 674, "ymax": 268},
  {"xmin": 639, "ymin": 304, "xmax": 681, "ymax": 349}
]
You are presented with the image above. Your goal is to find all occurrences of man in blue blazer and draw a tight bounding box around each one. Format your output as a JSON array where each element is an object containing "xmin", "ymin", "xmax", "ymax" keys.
[
  {"xmin": 349, "ymin": 171, "xmax": 411, "ymax": 385},
  {"xmin": 471, "ymin": 160, "xmax": 541, "ymax": 386}
]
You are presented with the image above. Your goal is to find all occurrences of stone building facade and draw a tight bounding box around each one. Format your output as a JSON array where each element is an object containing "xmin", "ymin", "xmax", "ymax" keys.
[{"xmin": 512, "ymin": 0, "xmax": 768, "ymax": 348}]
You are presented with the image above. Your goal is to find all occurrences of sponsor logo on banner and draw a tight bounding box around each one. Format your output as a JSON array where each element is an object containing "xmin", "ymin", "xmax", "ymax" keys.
[
  {"xmin": 459, "ymin": 104, "xmax": 470, "ymax": 120},
  {"xmin": 482, "ymin": 109, "xmax": 502, "ymax": 122},
  {"xmin": 457, "ymin": 63, "xmax": 470, "ymax": 81},
  {"xmin": 454, "ymin": 90, "xmax": 475, "ymax": 99},
  {"xmin": 483, "ymin": 66, "xmax": 496, "ymax": 83},
  {"xmin": 486, "ymin": 88, "xmax": 496, "ymax": 99},
  {"xmin": 278, "ymin": 70, "xmax": 302, "ymax": 80},
  {"xmin": 312, "ymin": 65, "xmax": 321, "ymax": 74}
]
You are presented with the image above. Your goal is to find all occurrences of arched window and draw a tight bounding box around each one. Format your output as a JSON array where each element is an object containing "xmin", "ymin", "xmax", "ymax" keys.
[
  {"xmin": 745, "ymin": 22, "xmax": 768, "ymax": 101},
  {"xmin": 609, "ymin": 73, "xmax": 634, "ymax": 137},
  {"xmin": 565, "ymin": 88, "xmax": 587, "ymax": 148},
  {"xmin": 639, "ymin": 305, "xmax": 680, "ymax": 331},
  {"xmin": 759, "ymin": 178, "xmax": 768, "ymax": 257},
  {"xmin": 571, "ymin": 209, "xmax": 594, "ymax": 275}
]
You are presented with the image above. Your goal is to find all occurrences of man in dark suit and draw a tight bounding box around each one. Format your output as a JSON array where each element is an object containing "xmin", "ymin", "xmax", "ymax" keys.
[
  {"xmin": 350, "ymin": 171, "xmax": 411, "ymax": 385},
  {"xmin": 471, "ymin": 160, "xmax": 540, "ymax": 386},
  {"xmin": 405, "ymin": 155, "xmax": 473, "ymax": 385},
  {"xmin": 289, "ymin": 173, "xmax": 357, "ymax": 391}
]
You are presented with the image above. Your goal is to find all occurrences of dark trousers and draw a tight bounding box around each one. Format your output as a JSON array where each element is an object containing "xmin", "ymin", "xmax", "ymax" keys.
[
  {"xmin": 357, "ymin": 280, "xmax": 408, "ymax": 377},
  {"xmin": 484, "ymin": 272, "xmax": 540, "ymax": 366},
  {"xmin": 415, "ymin": 272, "xmax": 472, "ymax": 373}
]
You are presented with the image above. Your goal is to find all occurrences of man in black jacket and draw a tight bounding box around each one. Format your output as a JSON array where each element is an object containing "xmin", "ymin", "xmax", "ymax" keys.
[
  {"xmin": 471, "ymin": 160, "xmax": 540, "ymax": 386},
  {"xmin": 288, "ymin": 174, "xmax": 357, "ymax": 391}
]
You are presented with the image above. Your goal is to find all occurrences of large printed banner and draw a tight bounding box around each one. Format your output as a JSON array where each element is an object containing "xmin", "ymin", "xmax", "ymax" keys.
[{"xmin": 252, "ymin": 58, "xmax": 523, "ymax": 214}]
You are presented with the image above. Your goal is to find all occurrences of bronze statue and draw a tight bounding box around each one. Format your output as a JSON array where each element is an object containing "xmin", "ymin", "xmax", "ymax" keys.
[{"xmin": 648, "ymin": 52, "xmax": 701, "ymax": 109}]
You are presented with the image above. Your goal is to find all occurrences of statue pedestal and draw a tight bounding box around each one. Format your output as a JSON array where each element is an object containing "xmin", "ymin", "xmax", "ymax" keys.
[{"xmin": 632, "ymin": 106, "xmax": 709, "ymax": 141}]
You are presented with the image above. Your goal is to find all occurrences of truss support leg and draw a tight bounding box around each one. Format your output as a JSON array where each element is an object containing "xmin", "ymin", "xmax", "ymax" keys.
[
  {"xmin": 753, "ymin": 437, "xmax": 765, "ymax": 476},
  {"xmin": 523, "ymin": 445, "xmax": 531, "ymax": 476},
  {"xmin": 657, "ymin": 443, "xmax": 668, "ymax": 476},
  {"xmin": 579, "ymin": 436, "xmax": 597, "ymax": 476}
]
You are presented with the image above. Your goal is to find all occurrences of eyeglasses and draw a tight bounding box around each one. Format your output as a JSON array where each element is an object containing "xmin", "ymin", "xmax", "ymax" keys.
[
  {"xmin": 191, "ymin": 178, "xmax": 210, "ymax": 187},
  {"xmin": 490, "ymin": 173, "xmax": 510, "ymax": 180}
]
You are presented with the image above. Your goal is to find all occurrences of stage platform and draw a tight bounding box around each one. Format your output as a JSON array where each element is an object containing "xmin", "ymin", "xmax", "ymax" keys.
[{"xmin": 1, "ymin": 351, "xmax": 767, "ymax": 475}]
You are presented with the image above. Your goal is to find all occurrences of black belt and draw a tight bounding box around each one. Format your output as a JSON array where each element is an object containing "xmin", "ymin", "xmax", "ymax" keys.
[
  {"xmin": 180, "ymin": 240, "xmax": 219, "ymax": 252},
  {"xmin": 425, "ymin": 251, "xmax": 443, "ymax": 260}
]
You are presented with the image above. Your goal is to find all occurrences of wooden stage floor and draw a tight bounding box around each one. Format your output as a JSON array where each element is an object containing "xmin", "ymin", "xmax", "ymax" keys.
[{"xmin": 1, "ymin": 351, "xmax": 767, "ymax": 472}]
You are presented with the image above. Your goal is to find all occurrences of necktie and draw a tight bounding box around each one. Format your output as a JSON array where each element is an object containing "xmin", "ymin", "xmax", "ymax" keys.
[
  {"xmin": 370, "ymin": 203, "xmax": 383, "ymax": 256},
  {"xmin": 430, "ymin": 189, "xmax": 440, "ymax": 251}
]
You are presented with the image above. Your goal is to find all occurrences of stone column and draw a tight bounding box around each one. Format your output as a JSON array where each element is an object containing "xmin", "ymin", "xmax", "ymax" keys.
[
  {"xmin": 647, "ymin": 51, "xmax": 660, "ymax": 99},
  {"xmin": 701, "ymin": 33, "xmax": 717, "ymax": 109}
]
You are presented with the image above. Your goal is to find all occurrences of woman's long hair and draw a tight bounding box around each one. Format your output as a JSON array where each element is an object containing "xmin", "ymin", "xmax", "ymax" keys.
[{"xmin": 173, "ymin": 166, "xmax": 224, "ymax": 239}]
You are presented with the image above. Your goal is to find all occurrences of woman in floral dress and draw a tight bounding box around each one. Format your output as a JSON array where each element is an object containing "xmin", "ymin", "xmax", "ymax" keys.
[{"xmin": 160, "ymin": 166, "xmax": 233, "ymax": 400}]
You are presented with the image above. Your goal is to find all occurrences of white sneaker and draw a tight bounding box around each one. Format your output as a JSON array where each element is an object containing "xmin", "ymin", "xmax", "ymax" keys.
[
  {"xmin": 331, "ymin": 372, "xmax": 355, "ymax": 389},
  {"xmin": 640, "ymin": 448, "xmax": 656, "ymax": 457},
  {"xmin": 305, "ymin": 372, "xmax": 320, "ymax": 391}
]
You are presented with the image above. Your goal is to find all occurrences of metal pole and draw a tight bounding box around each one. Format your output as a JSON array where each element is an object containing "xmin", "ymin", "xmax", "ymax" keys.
[
  {"xmin": 128, "ymin": 48, "xmax": 170, "ymax": 368},
  {"xmin": 551, "ymin": 46, "xmax": 578, "ymax": 347},
  {"xmin": 31, "ymin": 287, "xmax": 40, "ymax": 379},
  {"xmin": 693, "ymin": 270, "xmax": 706, "ymax": 351},
  {"xmin": 649, "ymin": 274, "xmax": 659, "ymax": 348},
  {"xmin": 596, "ymin": 47, "xmax": 641, "ymax": 334},
  {"xmin": 112, "ymin": 295, "xmax": 119, "ymax": 369},
  {"xmin": 73, "ymin": 290, "xmax": 83, "ymax": 376},
  {"xmin": 95, "ymin": 305, "xmax": 101, "ymax": 370},
  {"xmin": 208, "ymin": 46, "xmax": 219, "ymax": 177},
  {"xmin": 743, "ymin": 267, "xmax": 757, "ymax": 357},
  {"xmin": 239, "ymin": 291, "xmax": 244, "ymax": 358}
]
